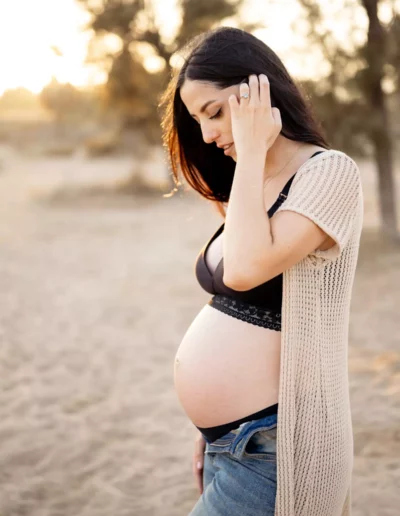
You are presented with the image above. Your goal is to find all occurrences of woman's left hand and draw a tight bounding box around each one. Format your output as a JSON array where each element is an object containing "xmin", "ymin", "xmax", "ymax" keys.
[{"xmin": 228, "ymin": 74, "xmax": 281, "ymax": 161}]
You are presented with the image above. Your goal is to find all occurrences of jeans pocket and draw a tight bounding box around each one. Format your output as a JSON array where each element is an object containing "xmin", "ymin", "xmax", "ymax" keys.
[{"xmin": 242, "ymin": 423, "xmax": 277, "ymax": 462}]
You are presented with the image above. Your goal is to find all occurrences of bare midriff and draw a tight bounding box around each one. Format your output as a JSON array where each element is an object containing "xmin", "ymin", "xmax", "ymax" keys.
[{"xmin": 173, "ymin": 304, "xmax": 281, "ymax": 427}]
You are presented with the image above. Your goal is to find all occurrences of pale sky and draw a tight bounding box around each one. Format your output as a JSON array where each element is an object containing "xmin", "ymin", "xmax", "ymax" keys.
[{"xmin": 0, "ymin": 0, "xmax": 396, "ymax": 96}]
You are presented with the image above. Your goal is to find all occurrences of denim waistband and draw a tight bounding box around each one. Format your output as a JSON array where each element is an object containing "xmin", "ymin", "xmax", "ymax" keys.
[
  {"xmin": 204, "ymin": 411, "xmax": 278, "ymax": 460},
  {"xmin": 197, "ymin": 403, "xmax": 278, "ymax": 444}
]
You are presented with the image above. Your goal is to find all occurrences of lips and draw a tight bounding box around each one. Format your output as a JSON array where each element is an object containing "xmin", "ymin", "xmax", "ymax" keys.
[{"xmin": 223, "ymin": 143, "xmax": 234, "ymax": 154}]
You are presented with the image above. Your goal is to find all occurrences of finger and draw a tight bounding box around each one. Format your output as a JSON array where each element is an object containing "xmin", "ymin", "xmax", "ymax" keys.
[
  {"xmin": 229, "ymin": 93, "xmax": 240, "ymax": 114},
  {"xmin": 259, "ymin": 74, "xmax": 271, "ymax": 108},
  {"xmin": 272, "ymin": 107, "xmax": 282, "ymax": 128},
  {"xmin": 239, "ymin": 81, "xmax": 250, "ymax": 104},
  {"xmin": 197, "ymin": 469, "xmax": 204, "ymax": 494},
  {"xmin": 248, "ymin": 74, "xmax": 259, "ymax": 105},
  {"xmin": 194, "ymin": 448, "xmax": 204, "ymax": 474},
  {"xmin": 193, "ymin": 457, "xmax": 203, "ymax": 475},
  {"xmin": 193, "ymin": 460, "xmax": 204, "ymax": 494}
]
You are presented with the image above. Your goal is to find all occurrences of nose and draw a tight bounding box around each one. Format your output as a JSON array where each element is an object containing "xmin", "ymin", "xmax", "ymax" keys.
[{"xmin": 200, "ymin": 122, "xmax": 220, "ymax": 144}]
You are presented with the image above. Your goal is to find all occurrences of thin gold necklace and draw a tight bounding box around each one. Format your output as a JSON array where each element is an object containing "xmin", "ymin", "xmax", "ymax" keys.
[{"xmin": 263, "ymin": 143, "xmax": 304, "ymax": 190}]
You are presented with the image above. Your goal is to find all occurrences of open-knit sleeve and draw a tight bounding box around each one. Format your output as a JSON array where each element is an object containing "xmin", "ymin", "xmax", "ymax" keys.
[{"xmin": 275, "ymin": 150, "xmax": 363, "ymax": 264}]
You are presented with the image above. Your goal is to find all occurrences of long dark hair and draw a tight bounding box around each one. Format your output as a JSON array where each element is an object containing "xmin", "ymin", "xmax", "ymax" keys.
[{"xmin": 159, "ymin": 26, "xmax": 330, "ymax": 218}]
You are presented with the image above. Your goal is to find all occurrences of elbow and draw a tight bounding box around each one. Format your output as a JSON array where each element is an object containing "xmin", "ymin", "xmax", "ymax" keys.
[
  {"xmin": 223, "ymin": 251, "xmax": 271, "ymax": 291},
  {"xmin": 222, "ymin": 269, "xmax": 253, "ymax": 292},
  {"xmin": 223, "ymin": 275, "xmax": 250, "ymax": 291},
  {"xmin": 223, "ymin": 257, "xmax": 275, "ymax": 291}
]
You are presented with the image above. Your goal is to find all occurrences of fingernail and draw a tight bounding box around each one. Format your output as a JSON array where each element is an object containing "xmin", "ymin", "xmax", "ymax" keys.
[{"xmin": 197, "ymin": 461, "xmax": 202, "ymax": 469}]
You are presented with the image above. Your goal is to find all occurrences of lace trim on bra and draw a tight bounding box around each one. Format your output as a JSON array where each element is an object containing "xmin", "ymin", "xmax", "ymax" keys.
[{"xmin": 208, "ymin": 294, "xmax": 281, "ymax": 331}]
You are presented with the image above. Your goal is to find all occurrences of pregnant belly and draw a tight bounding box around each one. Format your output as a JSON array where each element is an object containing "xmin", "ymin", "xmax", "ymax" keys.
[{"xmin": 173, "ymin": 304, "xmax": 281, "ymax": 428}]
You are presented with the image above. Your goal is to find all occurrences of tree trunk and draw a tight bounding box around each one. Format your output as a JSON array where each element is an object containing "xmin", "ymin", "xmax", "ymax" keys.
[
  {"xmin": 362, "ymin": 0, "xmax": 399, "ymax": 240},
  {"xmin": 373, "ymin": 110, "xmax": 399, "ymax": 239}
]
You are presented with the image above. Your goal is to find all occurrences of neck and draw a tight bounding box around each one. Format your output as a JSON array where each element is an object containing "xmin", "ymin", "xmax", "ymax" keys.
[{"xmin": 263, "ymin": 136, "xmax": 302, "ymax": 181}]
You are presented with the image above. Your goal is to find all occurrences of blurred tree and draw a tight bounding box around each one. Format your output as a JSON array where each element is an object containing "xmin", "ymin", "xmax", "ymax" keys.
[
  {"xmin": 39, "ymin": 78, "xmax": 87, "ymax": 122},
  {"xmin": 361, "ymin": 0, "xmax": 398, "ymax": 239},
  {"xmin": 39, "ymin": 78, "xmax": 103, "ymax": 148},
  {"xmin": 296, "ymin": 0, "xmax": 399, "ymax": 240},
  {"xmin": 76, "ymin": 0, "xmax": 259, "ymax": 142},
  {"xmin": 0, "ymin": 88, "xmax": 40, "ymax": 111}
]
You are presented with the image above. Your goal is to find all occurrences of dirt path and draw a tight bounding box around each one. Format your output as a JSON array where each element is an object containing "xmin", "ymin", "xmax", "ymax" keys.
[{"xmin": 0, "ymin": 150, "xmax": 399, "ymax": 515}]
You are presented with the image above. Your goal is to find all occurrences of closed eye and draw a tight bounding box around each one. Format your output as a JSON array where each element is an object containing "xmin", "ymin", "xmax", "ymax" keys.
[
  {"xmin": 191, "ymin": 108, "xmax": 222, "ymax": 124},
  {"xmin": 210, "ymin": 108, "xmax": 222, "ymax": 120}
]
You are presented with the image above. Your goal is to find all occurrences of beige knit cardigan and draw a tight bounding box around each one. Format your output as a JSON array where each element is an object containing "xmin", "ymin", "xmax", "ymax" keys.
[{"xmin": 273, "ymin": 149, "xmax": 363, "ymax": 516}]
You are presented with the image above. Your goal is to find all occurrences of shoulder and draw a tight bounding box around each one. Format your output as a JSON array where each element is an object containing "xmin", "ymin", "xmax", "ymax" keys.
[
  {"xmin": 300, "ymin": 148, "xmax": 359, "ymax": 170},
  {"xmin": 279, "ymin": 148, "xmax": 362, "ymax": 218},
  {"xmin": 293, "ymin": 149, "xmax": 360, "ymax": 188}
]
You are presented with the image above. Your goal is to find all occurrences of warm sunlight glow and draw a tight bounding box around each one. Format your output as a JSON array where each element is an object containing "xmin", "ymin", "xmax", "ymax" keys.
[
  {"xmin": 0, "ymin": 0, "xmax": 397, "ymax": 95},
  {"xmin": 243, "ymin": 0, "xmax": 369, "ymax": 80},
  {"xmin": 0, "ymin": 0, "xmax": 103, "ymax": 95}
]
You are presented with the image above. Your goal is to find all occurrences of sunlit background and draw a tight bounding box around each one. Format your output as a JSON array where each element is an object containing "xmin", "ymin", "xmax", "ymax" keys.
[
  {"xmin": 3, "ymin": 0, "xmax": 397, "ymax": 94},
  {"xmin": 0, "ymin": 1, "xmax": 399, "ymax": 515},
  {"xmin": 2, "ymin": 0, "xmax": 327, "ymax": 93}
]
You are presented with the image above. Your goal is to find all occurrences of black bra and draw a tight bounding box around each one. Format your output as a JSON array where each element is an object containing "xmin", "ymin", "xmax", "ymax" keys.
[{"xmin": 194, "ymin": 150, "xmax": 326, "ymax": 312}]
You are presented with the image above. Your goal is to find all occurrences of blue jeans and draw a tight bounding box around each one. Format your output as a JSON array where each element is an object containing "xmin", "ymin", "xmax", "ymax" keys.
[{"xmin": 189, "ymin": 412, "xmax": 277, "ymax": 515}]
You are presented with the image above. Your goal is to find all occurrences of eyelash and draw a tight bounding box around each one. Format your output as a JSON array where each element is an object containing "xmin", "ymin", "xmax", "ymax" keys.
[
  {"xmin": 193, "ymin": 108, "xmax": 222, "ymax": 125},
  {"xmin": 210, "ymin": 108, "xmax": 222, "ymax": 120}
]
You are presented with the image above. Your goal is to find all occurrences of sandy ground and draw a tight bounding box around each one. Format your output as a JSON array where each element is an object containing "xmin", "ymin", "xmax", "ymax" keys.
[{"xmin": 0, "ymin": 146, "xmax": 399, "ymax": 515}]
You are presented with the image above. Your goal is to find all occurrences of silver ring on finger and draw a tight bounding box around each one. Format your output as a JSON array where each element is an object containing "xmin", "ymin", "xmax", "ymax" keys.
[{"xmin": 240, "ymin": 83, "xmax": 250, "ymax": 100}]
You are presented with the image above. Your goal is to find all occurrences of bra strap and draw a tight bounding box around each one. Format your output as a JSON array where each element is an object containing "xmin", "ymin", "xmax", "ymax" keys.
[{"xmin": 278, "ymin": 150, "xmax": 326, "ymax": 201}]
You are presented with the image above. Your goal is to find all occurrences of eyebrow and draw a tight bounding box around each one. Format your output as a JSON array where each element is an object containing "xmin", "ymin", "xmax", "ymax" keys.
[{"xmin": 190, "ymin": 99, "xmax": 217, "ymax": 118}]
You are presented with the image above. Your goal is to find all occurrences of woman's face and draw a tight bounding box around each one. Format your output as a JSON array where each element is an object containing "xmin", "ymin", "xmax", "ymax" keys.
[{"xmin": 179, "ymin": 79, "xmax": 239, "ymax": 160}]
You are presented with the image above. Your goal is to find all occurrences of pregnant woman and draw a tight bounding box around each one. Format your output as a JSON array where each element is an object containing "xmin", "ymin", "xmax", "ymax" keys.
[{"xmin": 159, "ymin": 27, "xmax": 363, "ymax": 516}]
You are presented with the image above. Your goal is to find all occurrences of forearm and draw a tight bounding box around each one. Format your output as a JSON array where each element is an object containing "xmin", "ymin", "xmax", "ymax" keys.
[{"xmin": 223, "ymin": 152, "xmax": 273, "ymax": 287}]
